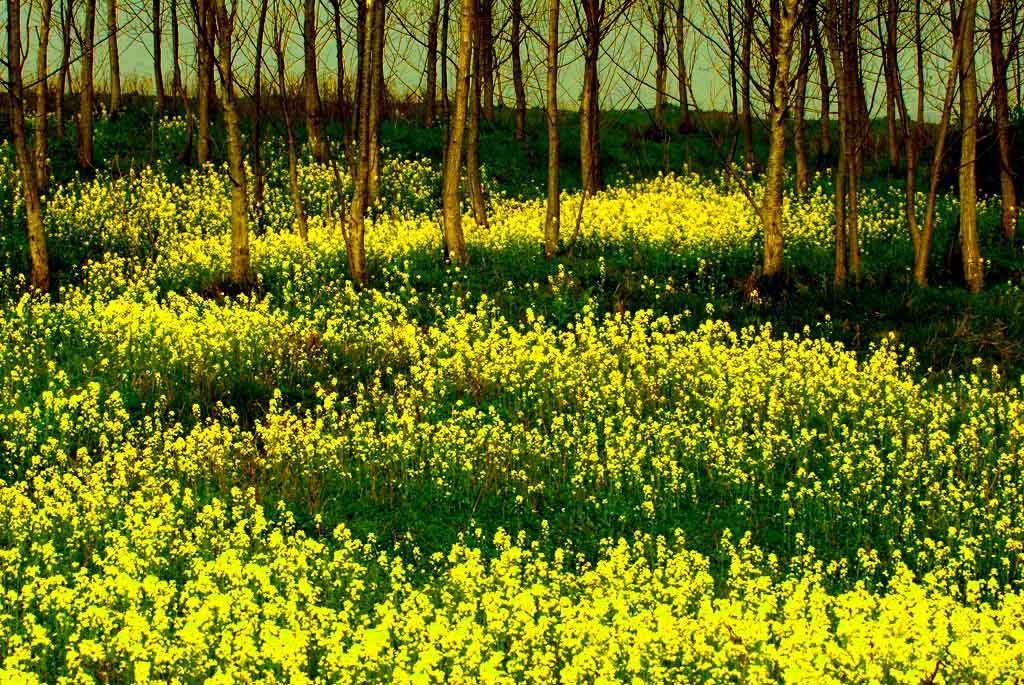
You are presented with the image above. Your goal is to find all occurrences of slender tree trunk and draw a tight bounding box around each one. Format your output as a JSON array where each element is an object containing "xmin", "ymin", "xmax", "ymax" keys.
[
  {"xmin": 479, "ymin": 0, "xmax": 495, "ymax": 122},
  {"xmin": 108, "ymin": 0, "xmax": 121, "ymax": 116},
  {"xmin": 172, "ymin": 0, "xmax": 183, "ymax": 111},
  {"xmin": 740, "ymin": 0, "xmax": 754, "ymax": 167},
  {"xmin": 959, "ymin": 0, "xmax": 982, "ymax": 292},
  {"xmin": 212, "ymin": 0, "xmax": 250, "ymax": 285},
  {"xmin": 442, "ymin": 0, "xmax": 474, "ymax": 263},
  {"xmin": 274, "ymin": 21, "xmax": 308, "ymax": 242},
  {"xmin": 332, "ymin": 0, "xmax": 347, "ymax": 118},
  {"xmin": 812, "ymin": 21, "xmax": 830, "ymax": 160},
  {"xmin": 8, "ymin": 0, "xmax": 51, "ymax": 291},
  {"xmin": 366, "ymin": 0, "xmax": 385, "ymax": 203},
  {"xmin": 441, "ymin": 0, "xmax": 450, "ymax": 122},
  {"xmin": 467, "ymin": 0, "xmax": 490, "ymax": 231},
  {"xmin": 653, "ymin": 0, "xmax": 667, "ymax": 132},
  {"xmin": 79, "ymin": 0, "xmax": 97, "ymax": 168},
  {"xmin": 197, "ymin": 0, "xmax": 212, "ymax": 164},
  {"xmin": 35, "ymin": 0, "xmax": 53, "ymax": 189},
  {"xmin": 759, "ymin": 0, "xmax": 800, "ymax": 279},
  {"xmin": 675, "ymin": 0, "xmax": 692, "ymax": 132},
  {"xmin": 511, "ymin": 0, "xmax": 527, "ymax": 139},
  {"xmin": 793, "ymin": 17, "xmax": 810, "ymax": 194},
  {"xmin": 154, "ymin": 0, "xmax": 165, "ymax": 112},
  {"xmin": 914, "ymin": 0, "xmax": 924, "ymax": 128},
  {"xmin": 989, "ymin": 0, "xmax": 1018, "ymax": 240},
  {"xmin": 880, "ymin": 0, "xmax": 901, "ymax": 170},
  {"xmin": 545, "ymin": 0, "xmax": 560, "ymax": 257},
  {"xmin": 348, "ymin": 0, "xmax": 374, "ymax": 283},
  {"xmin": 580, "ymin": 0, "xmax": 602, "ymax": 194},
  {"xmin": 305, "ymin": 0, "xmax": 326, "ymax": 161},
  {"xmin": 426, "ymin": 0, "xmax": 440, "ymax": 126},
  {"xmin": 252, "ymin": 0, "xmax": 268, "ymax": 213},
  {"xmin": 56, "ymin": 0, "xmax": 74, "ymax": 138}
]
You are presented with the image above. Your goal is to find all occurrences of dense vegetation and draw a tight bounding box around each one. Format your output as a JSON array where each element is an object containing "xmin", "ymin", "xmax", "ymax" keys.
[{"xmin": 1, "ymin": 108, "xmax": 1023, "ymax": 683}]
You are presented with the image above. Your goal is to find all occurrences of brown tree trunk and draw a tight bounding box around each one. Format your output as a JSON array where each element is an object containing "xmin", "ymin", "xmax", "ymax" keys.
[
  {"xmin": 348, "ymin": 0, "xmax": 374, "ymax": 283},
  {"xmin": 580, "ymin": 0, "xmax": 602, "ymax": 195},
  {"xmin": 880, "ymin": 0, "xmax": 901, "ymax": 170},
  {"xmin": 172, "ymin": 0, "xmax": 183, "ymax": 111},
  {"xmin": 675, "ymin": 0, "xmax": 692, "ymax": 132},
  {"xmin": 958, "ymin": 0, "xmax": 982, "ymax": 292},
  {"xmin": 441, "ymin": 0, "xmax": 450, "ymax": 122},
  {"xmin": 740, "ymin": 0, "xmax": 754, "ymax": 167},
  {"xmin": 366, "ymin": 0, "xmax": 385, "ymax": 204},
  {"xmin": 441, "ymin": 0, "xmax": 474, "ymax": 263},
  {"xmin": 759, "ymin": 0, "xmax": 800, "ymax": 279},
  {"xmin": 252, "ymin": 0, "xmax": 268, "ymax": 213},
  {"xmin": 511, "ymin": 0, "xmax": 527, "ymax": 140},
  {"xmin": 793, "ymin": 17, "xmax": 810, "ymax": 195},
  {"xmin": 108, "ymin": 0, "xmax": 121, "ymax": 116},
  {"xmin": 811, "ymin": 21, "xmax": 830, "ymax": 160},
  {"xmin": 197, "ymin": 0, "xmax": 213, "ymax": 165},
  {"xmin": 426, "ymin": 0, "xmax": 440, "ymax": 126},
  {"xmin": 331, "ymin": 0, "xmax": 346, "ymax": 119},
  {"xmin": 7, "ymin": 0, "xmax": 51, "ymax": 291},
  {"xmin": 653, "ymin": 0, "xmax": 668, "ymax": 132},
  {"xmin": 989, "ymin": 0, "xmax": 1018, "ymax": 240},
  {"xmin": 80, "ymin": 0, "xmax": 97, "ymax": 168},
  {"xmin": 479, "ymin": 0, "xmax": 495, "ymax": 122},
  {"xmin": 212, "ymin": 0, "xmax": 251, "ymax": 285},
  {"xmin": 545, "ymin": 0, "xmax": 560, "ymax": 258},
  {"xmin": 273, "ymin": 17, "xmax": 308, "ymax": 242},
  {"xmin": 154, "ymin": 0, "xmax": 166, "ymax": 112},
  {"xmin": 467, "ymin": 0, "xmax": 490, "ymax": 231},
  {"xmin": 56, "ymin": 0, "xmax": 74, "ymax": 139},
  {"xmin": 304, "ymin": 0, "xmax": 326, "ymax": 161},
  {"xmin": 35, "ymin": 0, "xmax": 53, "ymax": 189}
]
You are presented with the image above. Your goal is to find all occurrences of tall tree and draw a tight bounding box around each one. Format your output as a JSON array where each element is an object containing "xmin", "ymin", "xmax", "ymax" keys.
[
  {"xmin": 675, "ymin": 0, "xmax": 692, "ymax": 131},
  {"xmin": 304, "ymin": 0, "xmax": 326, "ymax": 161},
  {"xmin": 252, "ymin": 0, "xmax": 268, "ymax": 211},
  {"xmin": 211, "ymin": 0, "xmax": 250, "ymax": 284},
  {"xmin": 652, "ymin": 0, "xmax": 668, "ymax": 132},
  {"xmin": 79, "ymin": 0, "xmax": 97, "ymax": 168},
  {"xmin": 545, "ymin": 0, "xmax": 560, "ymax": 257},
  {"xmin": 793, "ymin": 14, "xmax": 811, "ymax": 194},
  {"xmin": 811, "ymin": 20, "xmax": 830, "ymax": 159},
  {"xmin": 758, "ymin": 0, "xmax": 802, "ymax": 279},
  {"xmin": 958, "ymin": 0, "xmax": 982, "ymax": 292},
  {"xmin": 366, "ymin": 0, "xmax": 385, "ymax": 203},
  {"xmin": 740, "ymin": 0, "xmax": 754, "ymax": 167},
  {"xmin": 171, "ymin": 0, "xmax": 183, "ymax": 111},
  {"xmin": 479, "ymin": 0, "xmax": 495, "ymax": 121},
  {"xmin": 108, "ymin": 0, "xmax": 121, "ymax": 116},
  {"xmin": 154, "ymin": 0, "xmax": 165, "ymax": 112},
  {"xmin": 426, "ymin": 0, "xmax": 440, "ymax": 125},
  {"xmin": 467, "ymin": 0, "xmax": 491, "ymax": 231},
  {"xmin": 7, "ymin": 0, "xmax": 51, "ymax": 291},
  {"xmin": 989, "ymin": 0, "xmax": 1018, "ymax": 240},
  {"xmin": 511, "ymin": 0, "xmax": 527, "ymax": 139},
  {"xmin": 196, "ymin": 0, "xmax": 214, "ymax": 164},
  {"xmin": 272, "ymin": 4, "xmax": 308, "ymax": 242},
  {"xmin": 441, "ymin": 0, "xmax": 474, "ymax": 263},
  {"xmin": 879, "ymin": 0, "xmax": 901, "ymax": 170},
  {"xmin": 35, "ymin": 0, "xmax": 53, "ymax": 189}
]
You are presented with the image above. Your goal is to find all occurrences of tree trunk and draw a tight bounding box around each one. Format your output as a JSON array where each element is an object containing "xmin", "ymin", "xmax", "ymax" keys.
[
  {"xmin": 348, "ymin": 0, "xmax": 374, "ymax": 283},
  {"xmin": 8, "ymin": 0, "xmax": 51, "ymax": 291},
  {"xmin": 759, "ymin": 0, "xmax": 800, "ymax": 279},
  {"xmin": 56, "ymin": 0, "xmax": 74, "ymax": 139},
  {"xmin": 304, "ymin": 0, "xmax": 326, "ymax": 161},
  {"xmin": 989, "ymin": 0, "xmax": 1017, "ymax": 240},
  {"xmin": 958, "ymin": 0, "xmax": 982, "ymax": 293},
  {"xmin": 35, "ymin": 0, "xmax": 53, "ymax": 189},
  {"xmin": 467, "ymin": 0, "xmax": 490, "ymax": 231},
  {"xmin": 511, "ymin": 0, "xmax": 527, "ymax": 140},
  {"xmin": 366, "ymin": 0, "xmax": 385, "ymax": 204},
  {"xmin": 479, "ymin": 0, "xmax": 495, "ymax": 122},
  {"xmin": 793, "ymin": 17, "xmax": 810, "ymax": 195},
  {"xmin": 879, "ymin": 0, "xmax": 900, "ymax": 170},
  {"xmin": 197, "ymin": 0, "xmax": 212, "ymax": 165},
  {"xmin": 252, "ymin": 0, "xmax": 268, "ymax": 213},
  {"xmin": 80, "ymin": 0, "xmax": 97, "ymax": 168},
  {"xmin": 331, "ymin": 0, "xmax": 346, "ymax": 119},
  {"xmin": 172, "ymin": 0, "xmax": 183, "ymax": 112},
  {"xmin": 441, "ymin": 0, "xmax": 450, "ymax": 122},
  {"xmin": 441, "ymin": 0, "xmax": 474, "ymax": 264},
  {"xmin": 154, "ymin": 0, "xmax": 165, "ymax": 112},
  {"xmin": 212, "ymin": 0, "xmax": 250, "ymax": 285},
  {"xmin": 740, "ymin": 0, "xmax": 754, "ymax": 167},
  {"xmin": 426, "ymin": 0, "xmax": 440, "ymax": 126},
  {"xmin": 580, "ymin": 0, "xmax": 601, "ymax": 195},
  {"xmin": 108, "ymin": 0, "xmax": 121, "ymax": 116},
  {"xmin": 274, "ymin": 19, "xmax": 308, "ymax": 242},
  {"xmin": 675, "ymin": 0, "xmax": 692, "ymax": 132},
  {"xmin": 811, "ymin": 21, "xmax": 830, "ymax": 160},
  {"xmin": 545, "ymin": 0, "xmax": 560, "ymax": 258},
  {"xmin": 653, "ymin": 0, "xmax": 667, "ymax": 132}
]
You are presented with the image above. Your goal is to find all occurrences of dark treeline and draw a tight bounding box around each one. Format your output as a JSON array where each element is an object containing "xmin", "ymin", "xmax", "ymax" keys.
[{"xmin": 2, "ymin": 0, "xmax": 1022, "ymax": 294}]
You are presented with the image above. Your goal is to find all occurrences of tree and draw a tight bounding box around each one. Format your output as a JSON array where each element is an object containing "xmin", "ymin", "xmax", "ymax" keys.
[
  {"xmin": 196, "ymin": 0, "xmax": 214, "ymax": 164},
  {"xmin": 35, "ymin": 0, "xmax": 53, "ymax": 188},
  {"xmin": 271, "ymin": 2, "xmax": 308, "ymax": 242},
  {"xmin": 55, "ymin": 0, "xmax": 74, "ymax": 138},
  {"xmin": 674, "ymin": 0, "xmax": 692, "ymax": 132},
  {"xmin": 6, "ymin": 0, "xmax": 51, "ymax": 291},
  {"xmin": 511, "ymin": 0, "xmax": 527, "ymax": 139},
  {"xmin": 989, "ymin": 0, "xmax": 1018, "ymax": 240},
  {"xmin": 426, "ymin": 0, "xmax": 440, "ymax": 125},
  {"xmin": 651, "ymin": 0, "xmax": 668, "ymax": 132},
  {"xmin": 108, "ymin": 0, "xmax": 121, "ymax": 116},
  {"xmin": 154, "ymin": 0, "xmax": 166, "ymax": 112},
  {"xmin": 79, "ymin": 0, "xmax": 97, "ymax": 167},
  {"xmin": 304, "ymin": 0, "xmax": 326, "ymax": 161},
  {"xmin": 172, "ymin": 0, "xmax": 183, "ymax": 111},
  {"xmin": 792, "ymin": 14, "xmax": 811, "ymax": 194},
  {"xmin": 545, "ymin": 0, "xmax": 560, "ymax": 257},
  {"xmin": 467, "ymin": 0, "xmax": 491, "ymax": 231},
  {"xmin": 740, "ymin": 0, "xmax": 754, "ymax": 167},
  {"xmin": 441, "ymin": 0, "xmax": 474, "ymax": 263},
  {"xmin": 958, "ymin": 0, "xmax": 982, "ymax": 292}
]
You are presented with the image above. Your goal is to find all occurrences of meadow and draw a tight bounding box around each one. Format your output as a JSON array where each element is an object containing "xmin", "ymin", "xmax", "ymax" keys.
[{"xmin": 2, "ymin": 114, "xmax": 1024, "ymax": 683}]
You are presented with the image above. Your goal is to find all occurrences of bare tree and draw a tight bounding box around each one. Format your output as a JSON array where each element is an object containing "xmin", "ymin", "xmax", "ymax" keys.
[
  {"xmin": 793, "ymin": 14, "xmax": 811, "ymax": 194},
  {"xmin": 55, "ymin": 0, "xmax": 74, "ymax": 138},
  {"xmin": 426, "ymin": 0, "xmax": 440, "ymax": 125},
  {"xmin": 545, "ymin": 0, "xmax": 560, "ymax": 257},
  {"xmin": 511, "ymin": 0, "xmax": 527, "ymax": 139},
  {"xmin": 304, "ymin": 0, "xmax": 326, "ymax": 161},
  {"xmin": 196, "ymin": 0, "xmax": 214, "ymax": 164},
  {"xmin": 108, "ymin": 0, "xmax": 121, "ymax": 115},
  {"xmin": 675, "ymin": 0, "xmax": 692, "ymax": 131},
  {"xmin": 271, "ymin": 2, "xmax": 308, "ymax": 241},
  {"xmin": 79, "ymin": 0, "xmax": 97, "ymax": 167},
  {"xmin": 652, "ymin": 0, "xmax": 668, "ymax": 132},
  {"xmin": 6, "ymin": 0, "xmax": 51, "ymax": 291},
  {"xmin": 479, "ymin": 0, "xmax": 495, "ymax": 121},
  {"xmin": 366, "ymin": 0, "xmax": 385, "ymax": 203},
  {"xmin": 35, "ymin": 0, "xmax": 53, "ymax": 188},
  {"xmin": 467, "ymin": 0, "xmax": 491, "ymax": 230},
  {"xmin": 989, "ymin": 0, "xmax": 1018, "ymax": 240},
  {"xmin": 958, "ymin": 0, "xmax": 982, "ymax": 292},
  {"xmin": 740, "ymin": 0, "xmax": 754, "ymax": 167},
  {"xmin": 154, "ymin": 0, "xmax": 166, "ymax": 111},
  {"xmin": 441, "ymin": 0, "xmax": 474, "ymax": 263},
  {"xmin": 172, "ymin": 0, "xmax": 183, "ymax": 111}
]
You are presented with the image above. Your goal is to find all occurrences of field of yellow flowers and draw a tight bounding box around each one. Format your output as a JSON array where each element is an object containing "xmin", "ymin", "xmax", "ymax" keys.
[{"xmin": 2, "ymin": 139, "xmax": 1024, "ymax": 683}]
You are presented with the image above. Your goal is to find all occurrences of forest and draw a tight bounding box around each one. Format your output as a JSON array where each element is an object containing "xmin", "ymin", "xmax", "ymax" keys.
[{"xmin": 2, "ymin": 0, "xmax": 1024, "ymax": 681}]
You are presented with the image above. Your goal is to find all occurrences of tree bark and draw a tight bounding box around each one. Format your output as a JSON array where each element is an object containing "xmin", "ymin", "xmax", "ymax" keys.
[
  {"xmin": 759, "ymin": 0, "xmax": 800, "ymax": 279},
  {"xmin": 580, "ymin": 0, "xmax": 602, "ymax": 194},
  {"xmin": 108, "ymin": 0, "xmax": 121, "ymax": 116},
  {"xmin": 740, "ymin": 0, "xmax": 754, "ymax": 167},
  {"xmin": 304, "ymin": 0, "xmax": 326, "ymax": 161},
  {"xmin": 366, "ymin": 0, "xmax": 385, "ymax": 204},
  {"xmin": 7, "ymin": 0, "xmax": 51, "ymax": 291},
  {"xmin": 80, "ymin": 0, "xmax": 97, "ymax": 168},
  {"xmin": 989, "ymin": 0, "xmax": 1018, "ymax": 240},
  {"xmin": 273, "ymin": 17, "xmax": 308, "ymax": 242},
  {"xmin": 467, "ymin": 0, "xmax": 491, "ymax": 231},
  {"xmin": 675, "ymin": 0, "xmax": 692, "ymax": 132},
  {"xmin": 811, "ymin": 20, "xmax": 830, "ymax": 160},
  {"xmin": 197, "ymin": 0, "xmax": 213, "ymax": 164},
  {"xmin": 348, "ymin": 0, "xmax": 374, "ymax": 283},
  {"xmin": 479, "ymin": 0, "xmax": 495, "ymax": 122},
  {"xmin": 653, "ymin": 0, "xmax": 668, "ymax": 132},
  {"xmin": 958, "ymin": 0, "xmax": 982, "ymax": 293},
  {"xmin": 441, "ymin": 0, "xmax": 474, "ymax": 263},
  {"xmin": 172, "ymin": 0, "xmax": 183, "ymax": 112},
  {"xmin": 793, "ymin": 16, "xmax": 810, "ymax": 195},
  {"xmin": 212, "ymin": 0, "xmax": 251, "ymax": 285},
  {"xmin": 511, "ymin": 0, "xmax": 527, "ymax": 139},
  {"xmin": 545, "ymin": 0, "xmax": 560, "ymax": 258},
  {"xmin": 154, "ymin": 0, "xmax": 166, "ymax": 112},
  {"xmin": 35, "ymin": 0, "xmax": 53, "ymax": 189},
  {"xmin": 426, "ymin": 0, "xmax": 440, "ymax": 126},
  {"xmin": 56, "ymin": 0, "xmax": 74, "ymax": 138},
  {"xmin": 331, "ymin": 0, "xmax": 346, "ymax": 119},
  {"xmin": 252, "ymin": 0, "xmax": 268, "ymax": 212}
]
